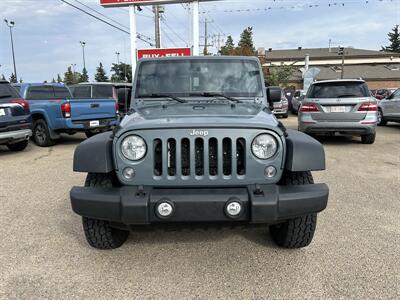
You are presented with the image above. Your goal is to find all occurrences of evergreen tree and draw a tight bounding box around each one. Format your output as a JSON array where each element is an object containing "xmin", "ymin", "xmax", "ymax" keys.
[
  {"xmin": 95, "ymin": 62, "xmax": 108, "ymax": 82},
  {"xmin": 236, "ymin": 27, "xmax": 256, "ymax": 56},
  {"xmin": 19, "ymin": 78, "xmax": 23, "ymax": 83},
  {"xmin": 1, "ymin": 74, "xmax": 6, "ymax": 80},
  {"xmin": 51, "ymin": 78, "xmax": 56, "ymax": 83},
  {"xmin": 219, "ymin": 35, "xmax": 235, "ymax": 55},
  {"xmin": 111, "ymin": 62, "xmax": 132, "ymax": 82},
  {"xmin": 63, "ymin": 67, "xmax": 75, "ymax": 85},
  {"xmin": 80, "ymin": 67, "xmax": 89, "ymax": 83},
  {"xmin": 382, "ymin": 25, "xmax": 400, "ymax": 53},
  {"xmin": 57, "ymin": 74, "xmax": 62, "ymax": 83},
  {"xmin": 9, "ymin": 73, "xmax": 17, "ymax": 83}
]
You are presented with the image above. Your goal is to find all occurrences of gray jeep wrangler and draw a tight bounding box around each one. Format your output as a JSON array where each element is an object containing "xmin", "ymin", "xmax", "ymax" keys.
[{"xmin": 70, "ymin": 57, "xmax": 329, "ymax": 250}]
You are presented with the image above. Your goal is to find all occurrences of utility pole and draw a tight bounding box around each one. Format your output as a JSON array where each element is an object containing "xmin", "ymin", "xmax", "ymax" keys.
[
  {"xmin": 4, "ymin": 19, "xmax": 17, "ymax": 82},
  {"xmin": 115, "ymin": 52, "xmax": 120, "ymax": 64},
  {"xmin": 338, "ymin": 46, "xmax": 345, "ymax": 79},
  {"xmin": 200, "ymin": 18, "xmax": 213, "ymax": 55},
  {"xmin": 79, "ymin": 41, "xmax": 86, "ymax": 70},
  {"xmin": 153, "ymin": 5, "xmax": 161, "ymax": 48}
]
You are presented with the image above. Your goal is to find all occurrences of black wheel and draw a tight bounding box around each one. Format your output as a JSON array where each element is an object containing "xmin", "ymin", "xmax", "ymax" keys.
[
  {"xmin": 282, "ymin": 112, "xmax": 289, "ymax": 118},
  {"xmin": 7, "ymin": 140, "xmax": 28, "ymax": 151},
  {"xmin": 377, "ymin": 109, "xmax": 387, "ymax": 126},
  {"xmin": 33, "ymin": 119, "xmax": 56, "ymax": 147},
  {"xmin": 85, "ymin": 129, "xmax": 105, "ymax": 138},
  {"xmin": 361, "ymin": 133, "xmax": 376, "ymax": 144},
  {"xmin": 82, "ymin": 173, "xmax": 129, "ymax": 249},
  {"xmin": 291, "ymin": 108, "xmax": 298, "ymax": 115},
  {"xmin": 270, "ymin": 171, "xmax": 317, "ymax": 248}
]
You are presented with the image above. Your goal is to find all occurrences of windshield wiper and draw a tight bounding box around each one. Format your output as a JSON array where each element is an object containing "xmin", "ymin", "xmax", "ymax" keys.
[
  {"xmin": 138, "ymin": 93, "xmax": 187, "ymax": 103},
  {"xmin": 0, "ymin": 95, "xmax": 13, "ymax": 99},
  {"xmin": 189, "ymin": 92, "xmax": 241, "ymax": 103}
]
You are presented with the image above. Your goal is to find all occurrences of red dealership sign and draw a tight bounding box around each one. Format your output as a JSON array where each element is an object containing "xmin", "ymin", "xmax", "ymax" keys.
[
  {"xmin": 137, "ymin": 48, "xmax": 191, "ymax": 60},
  {"xmin": 100, "ymin": 0, "xmax": 217, "ymax": 7}
]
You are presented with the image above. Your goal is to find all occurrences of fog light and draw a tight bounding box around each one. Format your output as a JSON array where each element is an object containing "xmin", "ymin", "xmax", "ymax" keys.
[
  {"xmin": 265, "ymin": 166, "xmax": 277, "ymax": 178},
  {"xmin": 122, "ymin": 167, "xmax": 135, "ymax": 179},
  {"xmin": 226, "ymin": 201, "xmax": 242, "ymax": 217},
  {"xmin": 157, "ymin": 202, "xmax": 174, "ymax": 218}
]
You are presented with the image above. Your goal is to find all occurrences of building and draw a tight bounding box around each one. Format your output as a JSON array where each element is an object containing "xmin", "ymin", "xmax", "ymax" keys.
[{"xmin": 259, "ymin": 47, "xmax": 400, "ymax": 90}]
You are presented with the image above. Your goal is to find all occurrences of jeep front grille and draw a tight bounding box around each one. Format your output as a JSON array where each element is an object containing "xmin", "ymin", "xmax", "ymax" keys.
[{"xmin": 153, "ymin": 137, "xmax": 246, "ymax": 178}]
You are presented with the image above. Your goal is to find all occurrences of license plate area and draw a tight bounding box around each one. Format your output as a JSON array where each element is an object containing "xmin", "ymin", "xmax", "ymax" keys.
[
  {"xmin": 0, "ymin": 108, "xmax": 7, "ymax": 117},
  {"xmin": 324, "ymin": 106, "xmax": 349, "ymax": 113},
  {"xmin": 89, "ymin": 120, "xmax": 100, "ymax": 127}
]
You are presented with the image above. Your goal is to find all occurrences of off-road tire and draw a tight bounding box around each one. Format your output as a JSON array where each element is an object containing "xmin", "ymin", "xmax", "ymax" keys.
[
  {"xmin": 270, "ymin": 171, "xmax": 317, "ymax": 248},
  {"xmin": 377, "ymin": 109, "xmax": 387, "ymax": 126},
  {"xmin": 7, "ymin": 140, "xmax": 28, "ymax": 151},
  {"xmin": 82, "ymin": 173, "xmax": 129, "ymax": 249},
  {"xmin": 361, "ymin": 133, "xmax": 376, "ymax": 144},
  {"xmin": 33, "ymin": 119, "xmax": 56, "ymax": 147}
]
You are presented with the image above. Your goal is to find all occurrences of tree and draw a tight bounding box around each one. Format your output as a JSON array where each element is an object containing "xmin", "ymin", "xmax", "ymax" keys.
[
  {"xmin": 95, "ymin": 62, "xmax": 108, "ymax": 82},
  {"xmin": 57, "ymin": 74, "xmax": 62, "ymax": 83},
  {"xmin": 219, "ymin": 35, "xmax": 235, "ymax": 55},
  {"xmin": 19, "ymin": 78, "xmax": 23, "ymax": 83},
  {"xmin": 264, "ymin": 65, "xmax": 295, "ymax": 87},
  {"xmin": 1, "ymin": 74, "xmax": 5, "ymax": 80},
  {"xmin": 63, "ymin": 67, "xmax": 75, "ymax": 85},
  {"xmin": 111, "ymin": 62, "xmax": 132, "ymax": 82},
  {"xmin": 9, "ymin": 73, "xmax": 17, "ymax": 83},
  {"xmin": 80, "ymin": 67, "xmax": 89, "ymax": 83},
  {"xmin": 382, "ymin": 25, "xmax": 400, "ymax": 53},
  {"xmin": 236, "ymin": 27, "xmax": 256, "ymax": 56},
  {"xmin": 51, "ymin": 78, "xmax": 56, "ymax": 83}
]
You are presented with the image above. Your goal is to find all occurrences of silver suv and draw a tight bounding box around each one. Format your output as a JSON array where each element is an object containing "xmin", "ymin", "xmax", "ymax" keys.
[{"xmin": 298, "ymin": 79, "xmax": 377, "ymax": 144}]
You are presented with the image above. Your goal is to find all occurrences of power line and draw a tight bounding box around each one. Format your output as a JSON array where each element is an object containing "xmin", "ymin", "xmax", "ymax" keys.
[
  {"xmin": 161, "ymin": 19, "xmax": 189, "ymax": 46},
  {"xmin": 60, "ymin": 0, "xmax": 154, "ymax": 46},
  {"xmin": 199, "ymin": 0, "xmax": 396, "ymax": 14}
]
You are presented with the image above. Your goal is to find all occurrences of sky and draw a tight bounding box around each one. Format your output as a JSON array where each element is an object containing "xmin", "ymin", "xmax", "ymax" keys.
[{"xmin": 0, "ymin": 0, "xmax": 399, "ymax": 82}]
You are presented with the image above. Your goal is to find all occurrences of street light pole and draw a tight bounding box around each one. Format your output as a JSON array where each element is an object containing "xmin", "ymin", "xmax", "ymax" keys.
[
  {"xmin": 80, "ymin": 41, "xmax": 86, "ymax": 70},
  {"xmin": 4, "ymin": 19, "xmax": 17, "ymax": 81},
  {"xmin": 115, "ymin": 52, "xmax": 120, "ymax": 64},
  {"xmin": 71, "ymin": 63, "xmax": 76, "ymax": 82}
]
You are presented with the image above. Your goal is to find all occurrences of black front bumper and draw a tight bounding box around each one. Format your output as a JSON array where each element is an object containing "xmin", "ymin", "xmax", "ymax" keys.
[{"xmin": 70, "ymin": 184, "xmax": 329, "ymax": 224}]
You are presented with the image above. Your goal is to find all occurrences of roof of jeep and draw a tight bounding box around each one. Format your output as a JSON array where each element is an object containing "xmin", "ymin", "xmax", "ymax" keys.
[{"xmin": 138, "ymin": 56, "xmax": 260, "ymax": 63}]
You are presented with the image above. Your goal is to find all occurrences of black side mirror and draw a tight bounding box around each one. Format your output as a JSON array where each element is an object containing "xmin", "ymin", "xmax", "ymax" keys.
[{"xmin": 266, "ymin": 86, "xmax": 282, "ymax": 109}]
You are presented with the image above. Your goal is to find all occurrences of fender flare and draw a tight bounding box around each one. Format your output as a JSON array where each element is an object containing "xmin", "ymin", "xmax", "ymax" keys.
[
  {"xmin": 284, "ymin": 129, "xmax": 326, "ymax": 172},
  {"xmin": 30, "ymin": 110, "xmax": 60, "ymax": 140},
  {"xmin": 73, "ymin": 131, "xmax": 114, "ymax": 173}
]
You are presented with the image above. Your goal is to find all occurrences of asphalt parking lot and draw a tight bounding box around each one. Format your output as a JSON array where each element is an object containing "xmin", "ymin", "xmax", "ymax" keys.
[{"xmin": 0, "ymin": 115, "xmax": 399, "ymax": 299}]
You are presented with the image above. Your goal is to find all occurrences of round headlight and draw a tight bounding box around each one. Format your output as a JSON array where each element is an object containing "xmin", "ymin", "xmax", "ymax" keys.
[
  {"xmin": 121, "ymin": 135, "xmax": 147, "ymax": 161},
  {"xmin": 251, "ymin": 134, "xmax": 278, "ymax": 159}
]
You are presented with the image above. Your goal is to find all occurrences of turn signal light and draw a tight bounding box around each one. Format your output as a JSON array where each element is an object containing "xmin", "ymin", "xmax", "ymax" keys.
[
  {"xmin": 61, "ymin": 102, "xmax": 71, "ymax": 118},
  {"xmin": 300, "ymin": 103, "xmax": 319, "ymax": 112},
  {"xmin": 12, "ymin": 99, "xmax": 29, "ymax": 110},
  {"xmin": 358, "ymin": 102, "xmax": 377, "ymax": 112}
]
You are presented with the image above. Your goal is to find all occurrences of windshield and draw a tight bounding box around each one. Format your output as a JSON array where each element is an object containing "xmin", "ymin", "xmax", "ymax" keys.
[
  {"xmin": 307, "ymin": 81, "xmax": 370, "ymax": 98},
  {"xmin": 135, "ymin": 59, "xmax": 263, "ymax": 98}
]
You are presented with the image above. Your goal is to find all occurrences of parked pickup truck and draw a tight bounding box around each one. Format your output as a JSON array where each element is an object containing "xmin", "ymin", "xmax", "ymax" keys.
[
  {"xmin": 0, "ymin": 80, "xmax": 32, "ymax": 151},
  {"xmin": 13, "ymin": 83, "xmax": 119, "ymax": 147},
  {"xmin": 70, "ymin": 82, "xmax": 132, "ymax": 115}
]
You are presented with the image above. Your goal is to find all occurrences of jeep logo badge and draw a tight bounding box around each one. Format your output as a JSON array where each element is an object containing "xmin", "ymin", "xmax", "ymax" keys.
[{"xmin": 190, "ymin": 129, "xmax": 209, "ymax": 137}]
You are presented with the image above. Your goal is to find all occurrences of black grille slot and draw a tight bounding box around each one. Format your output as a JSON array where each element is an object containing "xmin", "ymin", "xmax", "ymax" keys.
[
  {"xmin": 223, "ymin": 138, "xmax": 232, "ymax": 176},
  {"xmin": 195, "ymin": 138, "xmax": 204, "ymax": 176},
  {"xmin": 153, "ymin": 139, "xmax": 162, "ymax": 176},
  {"xmin": 209, "ymin": 138, "xmax": 218, "ymax": 176},
  {"xmin": 236, "ymin": 138, "xmax": 246, "ymax": 175},
  {"xmin": 181, "ymin": 138, "xmax": 190, "ymax": 176},
  {"xmin": 167, "ymin": 138, "xmax": 176, "ymax": 176}
]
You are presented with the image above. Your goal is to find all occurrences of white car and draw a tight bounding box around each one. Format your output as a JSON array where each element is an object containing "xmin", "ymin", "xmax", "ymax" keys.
[{"xmin": 272, "ymin": 91, "xmax": 289, "ymax": 118}]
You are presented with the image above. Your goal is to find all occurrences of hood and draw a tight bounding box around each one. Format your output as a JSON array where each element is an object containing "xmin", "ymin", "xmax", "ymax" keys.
[{"xmin": 117, "ymin": 102, "xmax": 282, "ymax": 137}]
